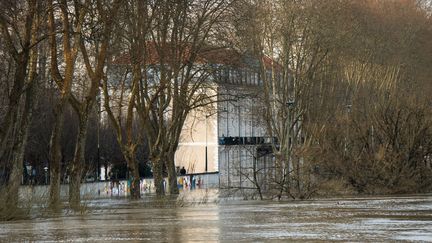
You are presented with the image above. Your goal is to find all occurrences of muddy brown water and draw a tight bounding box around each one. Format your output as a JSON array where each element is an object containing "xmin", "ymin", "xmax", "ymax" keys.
[{"xmin": 1, "ymin": 190, "xmax": 431, "ymax": 242}]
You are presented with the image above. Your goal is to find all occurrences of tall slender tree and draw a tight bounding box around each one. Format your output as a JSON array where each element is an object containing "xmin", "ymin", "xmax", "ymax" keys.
[
  {"xmin": 0, "ymin": 0, "xmax": 43, "ymax": 214},
  {"xmin": 47, "ymin": 0, "xmax": 86, "ymax": 208},
  {"xmin": 68, "ymin": 0, "xmax": 121, "ymax": 210}
]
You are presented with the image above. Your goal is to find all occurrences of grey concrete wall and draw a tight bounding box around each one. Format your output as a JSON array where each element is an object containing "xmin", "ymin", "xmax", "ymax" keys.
[{"xmin": 19, "ymin": 173, "xmax": 219, "ymax": 200}]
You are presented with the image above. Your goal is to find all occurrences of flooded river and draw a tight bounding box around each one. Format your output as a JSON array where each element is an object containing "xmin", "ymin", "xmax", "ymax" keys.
[{"xmin": 1, "ymin": 190, "xmax": 431, "ymax": 242}]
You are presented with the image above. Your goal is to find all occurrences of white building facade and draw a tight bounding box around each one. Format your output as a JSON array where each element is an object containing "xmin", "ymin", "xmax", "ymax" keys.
[{"xmin": 175, "ymin": 56, "xmax": 275, "ymax": 189}]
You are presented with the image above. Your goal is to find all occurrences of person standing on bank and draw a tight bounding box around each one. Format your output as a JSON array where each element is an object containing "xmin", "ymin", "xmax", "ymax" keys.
[{"xmin": 180, "ymin": 166, "xmax": 186, "ymax": 175}]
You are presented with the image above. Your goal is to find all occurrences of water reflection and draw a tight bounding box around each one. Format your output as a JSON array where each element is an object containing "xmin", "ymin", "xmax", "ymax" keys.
[{"xmin": 0, "ymin": 191, "xmax": 431, "ymax": 242}]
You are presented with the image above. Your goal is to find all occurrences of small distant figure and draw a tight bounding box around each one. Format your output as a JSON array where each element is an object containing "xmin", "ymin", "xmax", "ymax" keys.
[
  {"xmin": 178, "ymin": 177, "xmax": 183, "ymax": 189},
  {"xmin": 163, "ymin": 179, "xmax": 167, "ymax": 192},
  {"xmin": 183, "ymin": 177, "xmax": 189, "ymax": 189},
  {"xmin": 180, "ymin": 166, "xmax": 186, "ymax": 175},
  {"xmin": 198, "ymin": 177, "xmax": 204, "ymax": 189},
  {"xmin": 191, "ymin": 176, "xmax": 196, "ymax": 190}
]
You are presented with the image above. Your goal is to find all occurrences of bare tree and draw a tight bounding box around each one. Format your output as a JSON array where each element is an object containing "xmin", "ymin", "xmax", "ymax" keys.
[
  {"xmin": 136, "ymin": 0, "xmax": 235, "ymax": 195},
  {"xmin": 295, "ymin": 0, "xmax": 432, "ymax": 195},
  {"xmin": 102, "ymin": 64, "xmax": 143, "ymax": 198},
  {"xmin": 47, "ymin": 0, "xmax": 86, "ymax": 208},
  {"xmin": 239, "ymin": 0, "xmax": 337, "ymax": 199},
  {"xmin": 67, "ymin": 0, "xmax": 121, "ymax": 210},
  {"xmin": 0, "ymin": 0, "xmax": 43, "ymax": 215},
  {"xmin": 231, "ymin": 0, "xmax": 432, "ymax": 199},
  {"xmin": 101, "ymin": 0, "xmax": 156, "ymax": 199}
]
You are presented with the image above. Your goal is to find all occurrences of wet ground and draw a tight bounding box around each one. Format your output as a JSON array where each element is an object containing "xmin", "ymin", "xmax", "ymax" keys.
[{"xmin": 1, "ymin": 190, "xmax": 431, "ymax": 242}]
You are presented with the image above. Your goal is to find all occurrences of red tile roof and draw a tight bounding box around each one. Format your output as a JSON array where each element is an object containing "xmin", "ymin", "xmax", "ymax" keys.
[{"xmin": 112, "ymin": 42, "xmax": 281, "ymax": 71}]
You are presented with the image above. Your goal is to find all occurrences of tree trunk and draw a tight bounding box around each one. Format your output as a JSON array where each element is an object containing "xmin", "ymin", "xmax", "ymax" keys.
[
  {"xmin": 5, "ymin": 36, "xmax": 38, "ymax": 211},
  {"xmin": 166, "ymin": 151, "xmax": 179, "ymax": 194},
  {"xmin": 49, "ymin": 101, "xmax": 67, "ymax": 209},
  {"xmin": 6, "ymin": 144, "xmax": 24, "ymax": 213},
  {"xmin": 7, "ymin": 76, "xmax": 37, "ymax": 205},
  {"xmin": 0, "ymin": 55, "xmax": 28, "ymax": 161},
  {"xmin": 47, "ymin": 0, "xmax": 77, "ymax": 209},
  {"xmin": 69, "ymin": 112, "xmax": 88, "ymax": 209},
  {"xmin": 127, "ymin": 154, "xmax": 141, "ymax": 199},
  {"xmin": 295, "ymin": 158, "xmax": 301, "ymax": 198},
  {"xmin": 151, "ymin": 154, "xmax": 165, "ymax": 195}
]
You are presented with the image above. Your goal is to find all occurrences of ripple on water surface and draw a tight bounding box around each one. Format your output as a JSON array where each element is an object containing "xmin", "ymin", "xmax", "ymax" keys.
[{"xmin": 0, "ymin": 192, "xmax": 431, "ymax": 242}]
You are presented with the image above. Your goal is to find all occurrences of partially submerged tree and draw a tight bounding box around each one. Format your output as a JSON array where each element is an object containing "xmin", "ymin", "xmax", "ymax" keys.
[
  {"xmin": 233, "ymin": 0, "xmax": 432, "ymax": 198},
  {"xmin": 108, "ymin": 0, "xmax": 235, "ymax": 196},
  {"xmin": 310, "ymin": 0, "xmax": 432, "ymax": 194},
  {"xmin": 47, "ymin": 0, "xmax": 87, "ymax": 208},
  {"xmin": 67, "ymin": 0, "xmax": 121, "ymax": 209},
  {"xmin": 101, "ymin": 0, "xmax": 155, "ymax": 199},
  {"xmin": 140, "ymin": 0, "xmax": 235, "ymax": 195},
  {"xmin": 0, "ymin": 0, "xmax": 43, "ymax": 215},
  {"xmin": 235, "ymin": 0, "xmax": 337, "ymax": 199}
]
